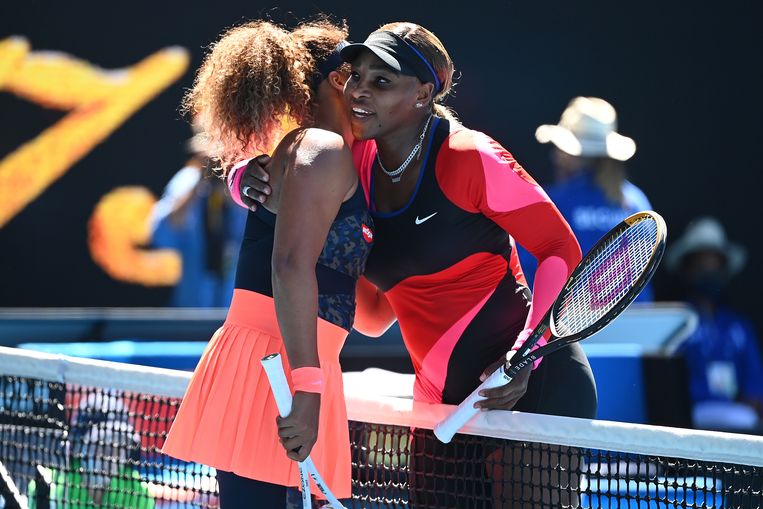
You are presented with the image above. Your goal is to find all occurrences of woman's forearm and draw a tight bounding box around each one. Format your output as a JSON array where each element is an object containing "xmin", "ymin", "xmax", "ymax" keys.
[{"xmin": 272, "ymin": 258, "xmax": 320, "ymax": 369}]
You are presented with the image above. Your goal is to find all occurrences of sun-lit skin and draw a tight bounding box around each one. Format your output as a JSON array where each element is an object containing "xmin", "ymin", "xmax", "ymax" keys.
[{"xmin": 344, "ymin": 51, "xmax": 434, "ymax": 170}]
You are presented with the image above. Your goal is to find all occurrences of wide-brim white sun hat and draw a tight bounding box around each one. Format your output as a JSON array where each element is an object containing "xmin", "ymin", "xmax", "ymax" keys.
[
  {"xmin": 535, "ymin": 96, "xmax": 637, "ymax": 161},
  {"xmin": 665, "ymin": 217, "xmax": 747, "ymax": 276}
]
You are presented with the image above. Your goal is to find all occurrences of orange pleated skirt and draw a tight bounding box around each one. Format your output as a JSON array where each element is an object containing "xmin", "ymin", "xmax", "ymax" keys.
[{"xmin": 162, "ymin": 289, "xmax": 351, "ymax": 499}]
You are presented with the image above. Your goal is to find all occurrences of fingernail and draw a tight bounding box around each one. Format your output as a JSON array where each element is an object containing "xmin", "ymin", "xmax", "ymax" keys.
[
  {"xmin": 479, "ymin": 376, "xmax": 485, "ymax": 382},
  {"xmin": 479, "ymin": 391, "xmax": 485, "ymax": 397},
  {"xmin": 249, "ymin": 206, "xmax": 257, "ymax": 212},
  {"xmin": 258, "ymin": 196, "xmax": 265, "ymax": 203}
]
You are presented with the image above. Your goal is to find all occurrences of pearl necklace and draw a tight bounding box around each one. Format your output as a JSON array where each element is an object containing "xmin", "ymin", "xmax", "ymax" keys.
[{"xmin": 377, "ymin": 115, "xmax": 433, "ymax": 183}]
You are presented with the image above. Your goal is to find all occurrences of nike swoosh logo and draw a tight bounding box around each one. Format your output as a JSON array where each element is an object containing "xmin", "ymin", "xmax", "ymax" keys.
[{"xmin": 415, "ymin": 212, "xmax": 438, "ymax": 225}]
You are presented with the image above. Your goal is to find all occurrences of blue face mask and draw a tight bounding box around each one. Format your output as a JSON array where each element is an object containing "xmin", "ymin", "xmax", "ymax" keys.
[{"xmin": 687, "ymin": 269, "xmax": 728, "ymax": 300}]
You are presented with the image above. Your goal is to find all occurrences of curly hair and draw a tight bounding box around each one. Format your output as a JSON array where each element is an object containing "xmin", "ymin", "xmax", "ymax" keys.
[
  {"xmin": 181, "ymin": 19, "xmax": 348, "ymax": 176},
  {"xmin": 292, "ymin": 17, "xmax": 350, "ymax": 78}
]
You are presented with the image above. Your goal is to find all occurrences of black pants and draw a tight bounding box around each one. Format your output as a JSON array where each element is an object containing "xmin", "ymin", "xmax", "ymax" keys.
[
  {"xmin": 512, "ymin": 342, "xmax": 597, "ymax": 417},
  {"xmin": 217, "ymin": 470, "xmax": 287, "ymax": 509},
  {"xmin": 409, "ymin": 343, "xmax": 597, "ymax": 508}
]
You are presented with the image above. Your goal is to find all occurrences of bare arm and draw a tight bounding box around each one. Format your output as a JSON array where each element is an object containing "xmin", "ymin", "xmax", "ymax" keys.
[
  {"xmin": 353, "ymin": 276, "xmax": 397, "ymax": 337},
  {"xmin": 227, "ymin": 155, "xmax": 273, "ymax": 211},
  {"xmin": 272, "ymin": 130, "xmax": 355, "ymax": 367},
  {"xmin": 271, "ymin": 129, "xmax": 355, "ymax": 461}
]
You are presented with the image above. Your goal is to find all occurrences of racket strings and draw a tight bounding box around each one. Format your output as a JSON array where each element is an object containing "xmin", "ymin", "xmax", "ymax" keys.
[{"xmin": 554, "ymin": 217, "xmax": 659, "ymax": 336}]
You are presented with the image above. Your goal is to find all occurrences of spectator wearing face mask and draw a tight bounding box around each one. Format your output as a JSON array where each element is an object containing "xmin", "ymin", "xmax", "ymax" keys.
[{"xmin": 667, "ymin": 217, "xmax": 763, "ymax": 431}]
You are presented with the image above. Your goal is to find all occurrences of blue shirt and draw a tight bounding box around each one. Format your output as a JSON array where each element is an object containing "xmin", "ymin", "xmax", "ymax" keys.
[
  {"xmin": 517, "ymin": 170, "xmax": 654, "ymax": 302},
  {"xmin": 677, "ymin": 306, "xmax": 763, "ymax": 404},
  {"xmin": 151, "ymin": 166, "xmax": 247, "ymax": 307}
]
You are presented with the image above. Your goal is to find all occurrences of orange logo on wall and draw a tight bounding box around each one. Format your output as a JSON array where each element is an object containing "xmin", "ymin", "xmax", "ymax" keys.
[{"xmin": 0, "ymin": 37, "xmax": 189, "ymax": 285}]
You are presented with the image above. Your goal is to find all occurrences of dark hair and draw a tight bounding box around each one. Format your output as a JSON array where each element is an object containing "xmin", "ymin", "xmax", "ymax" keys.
[
  {"xmin": 292, "ymin": 17, "xmax": 350, "ymax": 83},
  {"xmin": 181, "ymin": 19, "xmax": 348, "ymax": 176},
  {"xmin": 378, "ymin": 22, "xmax": 459, "ymax": 123}
]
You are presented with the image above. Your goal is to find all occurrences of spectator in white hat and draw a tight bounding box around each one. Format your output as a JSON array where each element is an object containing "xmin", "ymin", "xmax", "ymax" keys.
[
  {"xmin": 668, "ymin": 217, "xmax": 763, "ymax": 431},
  {"xmin": 518, "ymin": 97, "xmax": 653, "ymax": 301}
]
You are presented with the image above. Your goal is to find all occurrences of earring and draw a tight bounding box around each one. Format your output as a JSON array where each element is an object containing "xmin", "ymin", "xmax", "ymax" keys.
[{"xmin": 415, "ymin": 102, "xmax": 423, "ymax": 108}]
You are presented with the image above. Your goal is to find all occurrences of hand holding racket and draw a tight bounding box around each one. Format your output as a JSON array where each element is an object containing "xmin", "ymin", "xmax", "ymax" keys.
[
  {"xmin": 434, "ymin": 211, "xmax": 667, "ymax": 443},
  {"xmin": 474, "ymin": 348, "xmax": 533, "ymax": 411},
  {"xmin": 277, "ymin": 391, "xmax": 320, "ymax": 463},
  {"xmin": 261, "ymin": 353, "xmax": 347, "ymax": 509}
]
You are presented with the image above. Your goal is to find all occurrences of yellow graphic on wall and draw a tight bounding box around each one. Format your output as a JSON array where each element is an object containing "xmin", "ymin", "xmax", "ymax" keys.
[
  {"xmin": 89, "ymin": 187, "xmax": 181, "ymax": 285},
  {"xmin": 0, "ymin": 36, "xmax": 188, "ymax": 285}
]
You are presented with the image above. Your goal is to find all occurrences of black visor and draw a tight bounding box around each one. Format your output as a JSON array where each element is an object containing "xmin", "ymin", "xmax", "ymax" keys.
[{"xmin": 340, "ymin": 31, "xmax": 441, "ymax": 92}]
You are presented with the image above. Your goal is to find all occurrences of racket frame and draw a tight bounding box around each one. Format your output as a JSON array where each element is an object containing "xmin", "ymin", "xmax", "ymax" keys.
[{"xmin": 510, "ymin": 211, "xmax": 667, "ymax": 374}]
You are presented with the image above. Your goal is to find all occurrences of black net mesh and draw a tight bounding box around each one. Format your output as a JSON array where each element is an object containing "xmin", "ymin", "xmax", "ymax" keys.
[
  {"xmin": 1, "ymin": 370, "xmax": 761, "ymax": 509},
  {"xmin": 0, "ymin": 374, "xmax": 216, "ymax": 509},
  {"xmin": 349, "ymin": 422, "xmax": 762, "ymax": 509}
]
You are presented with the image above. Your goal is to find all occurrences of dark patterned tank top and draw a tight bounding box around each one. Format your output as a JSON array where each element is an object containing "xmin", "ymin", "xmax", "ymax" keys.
[{"xmin": 234, "ymin": 183, "xmax": 373, "ymax": 331}]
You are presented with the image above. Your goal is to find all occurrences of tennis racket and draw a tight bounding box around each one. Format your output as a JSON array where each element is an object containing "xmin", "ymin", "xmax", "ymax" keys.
[
  {"xmin": 261, "ymin": 353, "xmax": 346, "ymax": 509},
  {"xmin": 434, "ymin": 210, "xmax": 667, "ymax": 443}
]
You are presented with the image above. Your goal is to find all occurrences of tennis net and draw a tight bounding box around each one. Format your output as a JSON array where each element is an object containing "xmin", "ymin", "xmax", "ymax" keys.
[{"xmin": 1, "ymin": 346, "xmax": 761, "ymax": 508}]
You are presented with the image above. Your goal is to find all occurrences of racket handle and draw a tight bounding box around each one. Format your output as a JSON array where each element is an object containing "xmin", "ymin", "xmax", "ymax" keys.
[
  {"xmin": 261, "ymin": 353, "xmax": 312, "ymax": 509},
  {"xmin": 261, "ymin": 353, "xmax": 293, "ymax": 417},
  {"xmin": 505, "ymin": 349, "xmax": 539, "ymax": 378},
  {"xmin": 305, "ymin": 457, "xmax": 347, "ymax": 509},
  {"xmin": 433, "ymin": 367, "xmax": 513, "ymax": 443}
]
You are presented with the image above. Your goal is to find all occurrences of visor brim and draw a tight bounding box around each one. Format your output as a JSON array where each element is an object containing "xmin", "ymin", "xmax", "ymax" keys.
[{"xmin": 340, "ymin": 43, "xmax": 403, "ymax": 73}]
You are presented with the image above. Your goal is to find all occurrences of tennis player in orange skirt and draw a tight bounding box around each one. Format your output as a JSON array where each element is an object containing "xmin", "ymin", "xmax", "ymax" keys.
[{"xmin": 161, "ymin": 19, "xmax": 372, "ymax": 507}]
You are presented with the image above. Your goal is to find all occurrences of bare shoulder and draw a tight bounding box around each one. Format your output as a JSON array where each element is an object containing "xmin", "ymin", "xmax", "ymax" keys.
[
  {"xmin": 284, "ymin": 127, "xmax": 353, "ymax": 176},
  {"xmin": 265, "ymin": 128, "xmax": 356, "ymax": 211}
]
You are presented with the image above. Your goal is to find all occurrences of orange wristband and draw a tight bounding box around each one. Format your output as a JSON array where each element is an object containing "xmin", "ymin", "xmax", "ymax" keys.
[{"xmin": 291, "ymin": 367, "xmax": 324, "ymax": 394}]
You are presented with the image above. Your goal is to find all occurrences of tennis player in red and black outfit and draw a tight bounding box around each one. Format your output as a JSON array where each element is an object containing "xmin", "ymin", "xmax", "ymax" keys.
[
  {"xmin": 340, "ymin": 26, "xmax": 596, "ymax": 506},
  {"xmin": 342, "ymin": 25, "xmax": 597, "ymax": 417}
]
